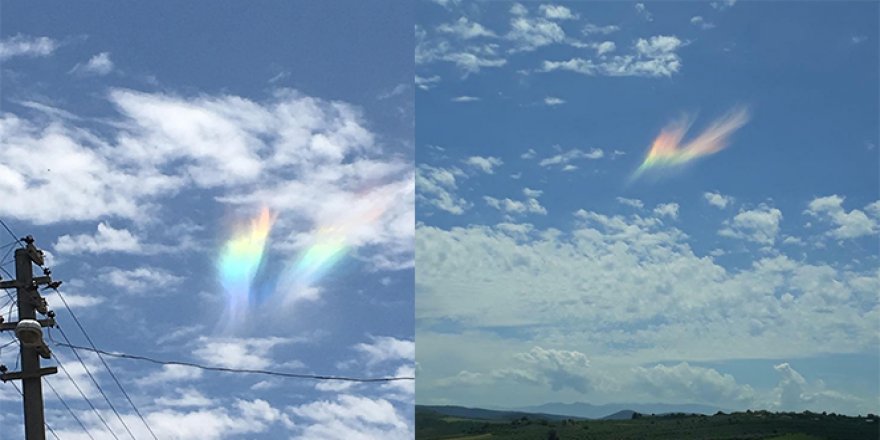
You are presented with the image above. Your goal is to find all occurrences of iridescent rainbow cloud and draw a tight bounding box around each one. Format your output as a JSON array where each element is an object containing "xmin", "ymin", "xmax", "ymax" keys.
[
  {"xmin": 278, "ymin": 194, "xmax": 392, "ymax": 304},
  {"xmin": 633, "ymin": 107, "xmax": 750, "ymax": 179},
  {"xmin": 218, "ymin": 207, "xmax": 274, "ymax": 325}
]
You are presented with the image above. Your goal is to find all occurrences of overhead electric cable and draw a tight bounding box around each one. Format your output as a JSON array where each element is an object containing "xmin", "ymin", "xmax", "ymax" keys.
[
  {"xmin": 52, "ymin": 341, "xmax": 416, "ymax": 382},
  {"xmin": 53, "ymin": 327, "xmax": 136, "ymax": 440},
  {"xmin": 45, "ymin": 378, "xmax": 98, "ymax": 440},
  {"xmin": 45, "ymin": 334, "xmax": 122, "ymax": 440},
  {"xmin": 8, "ymin": 380, "xmax": 62, "ymax": 440},
  {"xmin": 53, "ymin": 290, "xmax": 159, "ymax": 440}
]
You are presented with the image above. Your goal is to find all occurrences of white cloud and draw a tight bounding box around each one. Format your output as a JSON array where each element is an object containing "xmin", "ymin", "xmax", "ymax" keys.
[
  {"xmin": 507, "ymin": 14, "xmax": 566, "ymax": 52},
  {"xmin": 416, "ymin": 164, "xmax": 470, "ymax": 214},
  {"xmin": 653, "ymin": 202, "xmax": 679, "ymax": 220},
  {"xmin": 704, "ymin": 191, "xmax": 733, "ymax": 209},
  {"xmin": 155, "ymin": 388, "xmax": 215, "ymax": 408},
  {"xmin": 537, "ymin": 148, "xmax": 604, "ymax": 169},
  {"xmin": 711, "ymin": 0, "xmax": 737, "ymax": 11},
  {"xmin": 71, "ymin": 52, "xmax": 114, "ymax": 76},
  {"xmin": 41, "ymin": 290, "xmax": 104, "ymax": 309},
  {"xmin": 582, "ymin": 23, "xmax": 620, "ymax": 35},
  {"xmin": 768, "ymin": 363, "xmax": 864, "ymax": 412},
  {"xmin": 515, "ymin": 346, "xmax": 594, "ymax": 393},
  {"xmin": 616, "ymin": 197, "xmax": 644, "ymax": 209},
  {"xmin": 1, "ymin": 87, "xmax": 413, "ymax": 277},
  {"xmin": 438, "ymin": 17, "xmax": 496, "ymax": 39},
  {"xmin": 635, "ymin": 3, "xmax": 653, "ymax": 21},
  {"xmin": 719, "ymin": 205, "xmax": 783, "ymax": 245},
  {"xmin": 542, "ymin": 35, "xmax": 683, "ymax": 77},
  {"xmin": 54, "ymin": 223, "xmax": 142, "ymax": 254},
  {"xmin": 355, "ymin": 336, "xmax": 415, "ymax": 366},
  {"xmin": 805, "ymin": 195, "xmax": 878, "ymax": 239},
  {"xmin": 0, "ymin": 34, "xmax": 57, "ymax": 60},
  {"xmin": 851, "ymin": 35, "xmax": 867, "ymax": 44},
  {"xmin": 289, "ymin": 395, "xmax": 412, "ymax": 440},
  {"xmin": 690, "ymin": 16, "xmax": 716, "ymax": 30},
  {"xmin": 136, "ymin": 365, "xmax": 204, "ymax": 386},
  {"xmin": 415, "ymin": 75, "xmax": 441, "ymax": 90},
  {"xmin": 632, "ymin": 362, "xmax": 755, "ymax": 406},
  {"xmin": 522, "ymin": 188, "xmax": 543, "ymax": 199},
  {"xmin": 415, "ymin": 25, "xmax": 507, "ymax": 75},
  {"xmin": 544, "ymin": 96, "xmax": 566, "ymax": 106},
  {"xmin": 463, "ymin": 156, "xmax": 503, "ymax": 174},
  {"xmin": 417, "ymin": 211, "xmax": 879, "ymax": 369},
  {"xmin": 193, "ymin": 337, "xmax": 292, "ymax": 370},
  {"xmin": 594, "ymin": 41, "xmax": 616, "ymax": 55},
  {"xmin": 104, "ymin": 266, "xmax": 183, "ymax": 293},
  {"xmin": 510, "ymin": 3, "xmax": 528, "ymax": 16},
  {"xmin": 539, "ymin": 4, "xmax": 579, "ymax": 20},
  {"xmin": 484, "ymin": 188, "xmax": 547, "ymax": 216},
  {"xmin": 451, "ymin": 95, "xmax": 480, "ymax": 102},
  {"xmin": 443, "ymin": 51, "xmax": 507, "ymax": 74},
  {"xmin": 377, "ymin": 83, "xmax": 408, "ymax": 100}
]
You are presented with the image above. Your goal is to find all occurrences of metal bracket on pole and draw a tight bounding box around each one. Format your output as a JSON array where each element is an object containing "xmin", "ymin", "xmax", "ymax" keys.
[{"xmin": 0, "ymin": 367, "xmax": 57, "ymax": 382}]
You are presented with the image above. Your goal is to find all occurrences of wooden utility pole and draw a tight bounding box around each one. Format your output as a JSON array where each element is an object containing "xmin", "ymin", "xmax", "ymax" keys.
[{"xmin": 1, "ymin": 236, "xmax": 58, "ymax": 440}]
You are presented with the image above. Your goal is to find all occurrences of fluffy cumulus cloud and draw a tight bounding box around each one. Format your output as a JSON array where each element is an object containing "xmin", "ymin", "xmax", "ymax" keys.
[
  {"xmin": 289, "ymin": 394, "xmax": 412, "ymax": 440},
  {"xmin": 438, "ymin": 17, "xmax": 496, "ymax": 39},
  {"xmin": 704, "ymin": 191, "xmax": 733, "ymax": 209},
  {"xmin": 632, "ymin": 362, "xmax": 755, "ymax": 406},
  {"xmin": 767, "ymin": 363, "xmax": 864, "ymax": 412},
  {"xmin": 653, "ymin": 202, "xmax": 679, "ymax": 220},
  {"xmin": 484, "ymin": 187, "xmax": 547, "ymax": 216},
  {"xmin": 617, "ymin": 197, "xmax": 644, "ymax": 209},
  {"xmin": 542, "ymin": 35, "xmax": 683, "ymax": 77},
  {"xmin": 417, "ymin": 210, "xmax": 880, "ymax": 372},
  {"xmin": 416, "ymin": 205, "xmax": 879, "ymax": 412},
  {"xmin": 416, "ymin": 164, "xmax": 470, "ymax": 214},
  {"xmin": 192, "ymin": 336, "xmax": 294, "ymax": 370},
  {"xmin": 415, "ymin": 4, "xmax": 691, "ymax": 80},
  {"xmin": 0, "ymin": 34, "xmax": 57, "ymax": 60},
  {"xmin": 416, "ymin": 25, "xmax": 507, "ymax": 75},
  {"xmin": 539, "ymin": 4, "xmax": 579, "ymax": 20},
  {"xmin": 805, "ymin": 195, "xmax": 878, "ymax": 239},
  {"xmin": 54, "ymin": 223, "xmax": 143, "ymax": 254},
  {"xmin": 355, "ymin": 336, "xmax": 415, "ymax": 366},
  {"xmin": 719, "ymin": 205, "xmax": 783, "ymax": 245},
  {"xmin": 463, "ymin": 155, "xmax": 503, "ymax": 174},
  {"xmin": 535, "ymin": 147, "xmax": 604, "ymax": 170},
  {"xmin": 104, "ymin": 266, "xmax": 184, "ymax": 293},
  {"xmin": 506, "ymin": 5, "xmax": 567, "ymax": 52}
]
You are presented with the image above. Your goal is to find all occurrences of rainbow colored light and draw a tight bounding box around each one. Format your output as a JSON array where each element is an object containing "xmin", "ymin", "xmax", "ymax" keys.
[
  {"xmin": 633, "ymin": 107, "xmax": 750, "ymax": 179},
  {"xmin": 218, "ymin": 207, "xmax": 274, "ymax": 323}
]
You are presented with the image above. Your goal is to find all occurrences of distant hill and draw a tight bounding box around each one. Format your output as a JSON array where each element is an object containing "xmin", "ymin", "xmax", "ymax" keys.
[
  {"xmin": 417, "ymin": 405, "xmax": 583, "ymax": 421},
  {"xmin": 416, "ymin": 407, "xmax": 879, "ymax": 440},
  {"xmin": 519, "ymin": 401, "xmax": 723, "ymax": 419},
  {"xmin": 602, "ymin": 410, "xmax": 636, "ymax": 420}
]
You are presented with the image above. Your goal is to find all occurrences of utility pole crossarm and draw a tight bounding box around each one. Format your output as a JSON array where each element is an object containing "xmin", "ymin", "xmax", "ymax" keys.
[{"xmin": 0, "ymin": 237, "xmax": 59, "ymax": 440}]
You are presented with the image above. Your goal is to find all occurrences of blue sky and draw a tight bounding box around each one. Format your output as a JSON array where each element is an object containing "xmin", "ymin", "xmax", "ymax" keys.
[
  {"xmin": 1, "ymin": 2, "xmax": 414, "ymax": 439},
  {"xmin": 415, "ymin": 0, "xmax": 879, "ymax": 415}
]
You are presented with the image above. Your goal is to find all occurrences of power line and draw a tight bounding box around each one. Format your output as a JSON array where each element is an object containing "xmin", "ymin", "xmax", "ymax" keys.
[
  {"xmin": 53, "ymin": 326, "xmax": 136, "ymax": 440},
  {"xmin": 52, "ymin": 341, "xmax": 417, "ymax": 382},
  {"xmin": 44, "ymin": 333, "xmax": 121, "ymax": 440},
  {"xmin": 0, "ymin": 218, "xmax": 23, "ymax": 246},
  {"xmin": 52, "ymin": 290, "xmax": 159, "ymax": 440},
  {"xmin": 8, "ymin": 381, "xmax": 62, "ymax": 440},
  {"xmin": 45, "ymin": 378, "xmax": 97, "ymax": 440}
]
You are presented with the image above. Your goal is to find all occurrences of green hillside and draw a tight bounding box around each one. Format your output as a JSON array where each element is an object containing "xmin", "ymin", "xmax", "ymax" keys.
[{"xmin": 416, "ymin": 406, "xmax": 879, "ymax": 440}]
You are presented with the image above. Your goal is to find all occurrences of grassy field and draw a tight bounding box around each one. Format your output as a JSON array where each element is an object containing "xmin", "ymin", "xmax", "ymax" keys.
[{"xmin": 416, "ymin": 407, "xmax": 879, "ymax": 440}]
